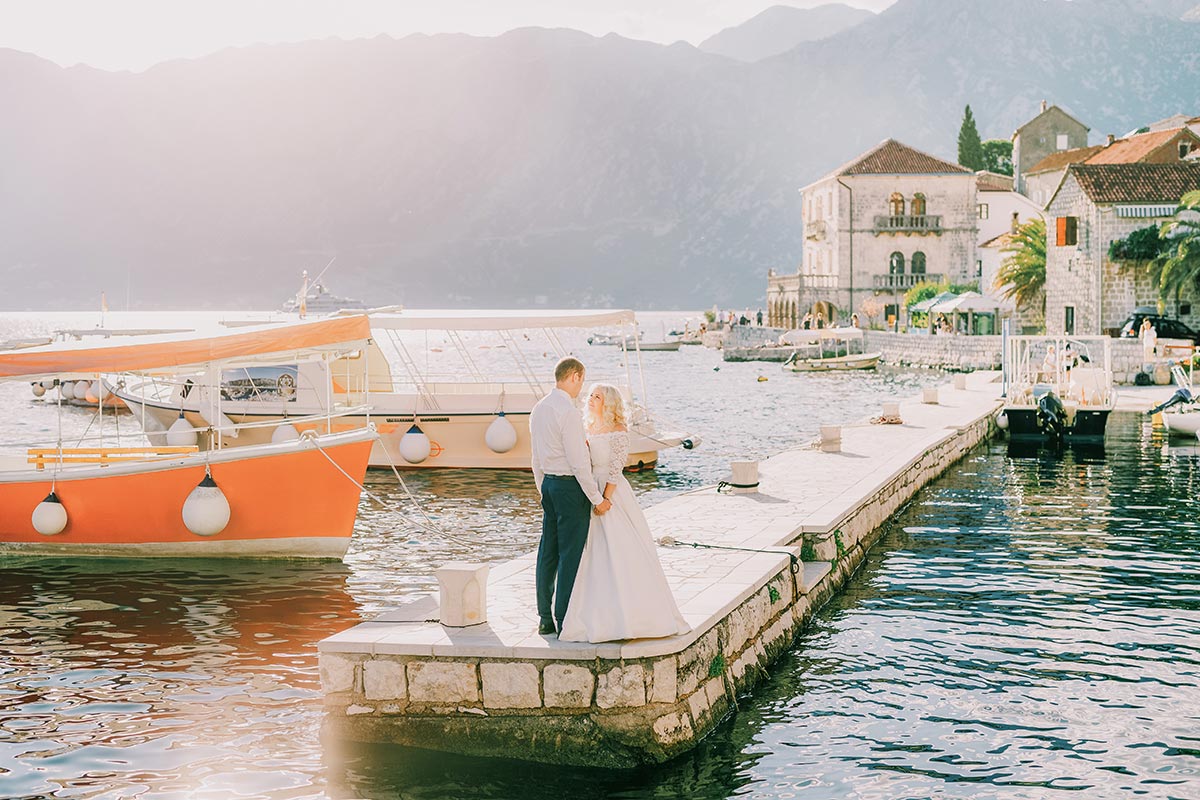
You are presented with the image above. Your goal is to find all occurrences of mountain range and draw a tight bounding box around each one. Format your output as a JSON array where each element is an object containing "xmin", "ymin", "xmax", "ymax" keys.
[{"xmin": 2, "ymin": 0, "xmax": 1200, "ymax": 310}]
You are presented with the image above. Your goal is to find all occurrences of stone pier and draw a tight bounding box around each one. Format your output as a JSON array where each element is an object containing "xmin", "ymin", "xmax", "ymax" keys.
[{"xmin": 319, "ymin": 375, "xmax": 1005, "ymax": 767}]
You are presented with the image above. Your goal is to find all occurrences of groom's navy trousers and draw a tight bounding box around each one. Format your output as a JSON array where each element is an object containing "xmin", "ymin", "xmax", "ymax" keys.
[{"xmin": 536, "ymin": 474, "xmax": 591, "ymax": 629}]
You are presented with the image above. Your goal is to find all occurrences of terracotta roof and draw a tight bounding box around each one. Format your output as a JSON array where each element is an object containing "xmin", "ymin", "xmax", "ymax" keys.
[
  {"xmin": 1068, "ymin": 162, "xmax": 1200, "ymax": 204},
  {"xmin": 1085, "ymin": 127, "xmax": 1200, "ymax": 165},
  {"xmin": 835, "ymin": 139, "xmax": 971, "ymax": 176},
  {"xmin": 976, "ymin": 171, "xmax": 1014, "ymax": 191},
  {"xmin": 980, "ymin": 231, "xmax": 1016, "ymax": 249},
  {"xmin": 1026, "ymin": 144, "xmax": 1105, "ymax": 175}
]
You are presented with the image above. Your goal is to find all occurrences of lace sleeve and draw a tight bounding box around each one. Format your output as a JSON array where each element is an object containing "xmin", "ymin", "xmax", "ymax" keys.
[{"xmin": 608, "ymin": 431, "xmax": 629, "ymax": 485}]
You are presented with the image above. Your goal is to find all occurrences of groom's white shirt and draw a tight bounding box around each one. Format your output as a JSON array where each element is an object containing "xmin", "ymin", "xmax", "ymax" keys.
[{"xmin": 530, "ymin": 388, "xmax": 605, "ymax": 505}]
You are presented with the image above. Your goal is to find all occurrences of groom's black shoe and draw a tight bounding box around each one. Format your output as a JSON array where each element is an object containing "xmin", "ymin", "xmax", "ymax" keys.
[{"xmin": 538, "ymin": 621, "xmax": 557, "ymax": 635}]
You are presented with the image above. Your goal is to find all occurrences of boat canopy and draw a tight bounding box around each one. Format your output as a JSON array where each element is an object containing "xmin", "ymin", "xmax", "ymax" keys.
[
  {"xmin": 778, "ymin": 328, "xmax": 864, "ymax": 345},
  {"xmin": 0, "ymin": 315, "xmax": 372, "ymax": 381},
  {"xmin": 359, "ymin": 309, "xmax": 637, "ymax": 331}
]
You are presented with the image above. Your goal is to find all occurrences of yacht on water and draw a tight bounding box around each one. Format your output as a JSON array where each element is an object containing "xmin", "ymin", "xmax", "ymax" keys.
[{"xmin": 281, "ymin": 281, "xmax": 367, "ymax": 315}]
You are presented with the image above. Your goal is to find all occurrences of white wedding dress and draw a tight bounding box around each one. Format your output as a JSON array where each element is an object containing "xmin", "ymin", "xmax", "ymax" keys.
[{"xmin": 559, "ymin": 430, "xmax": 691, "ymax": 643}]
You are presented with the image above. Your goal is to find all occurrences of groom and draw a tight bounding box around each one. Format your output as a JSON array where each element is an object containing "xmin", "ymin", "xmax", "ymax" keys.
[{"xmin": 530, "ymin": 357, "xmax": 610, "ymax": 635}]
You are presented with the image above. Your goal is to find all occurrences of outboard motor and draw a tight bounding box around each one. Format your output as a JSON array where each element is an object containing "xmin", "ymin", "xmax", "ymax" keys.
[
  {"xmin": 1148, "ymin": 387, "xmax": 1195, "ymax": 416},
  {"xmin": 1034, "ymin": 386, "xmax": 1066, "ymax": 443}
]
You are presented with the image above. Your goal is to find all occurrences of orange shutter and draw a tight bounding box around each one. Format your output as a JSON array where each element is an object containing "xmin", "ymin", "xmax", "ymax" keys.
[{"xmin": 1056, "ymin": 217, "xmax": 1067, "ymax": 247}]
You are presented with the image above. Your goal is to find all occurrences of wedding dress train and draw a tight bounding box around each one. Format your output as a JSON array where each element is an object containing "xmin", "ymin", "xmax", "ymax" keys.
[{"xmin": 559, "ymin": 430, "xmax": 691, "ymax": 643}]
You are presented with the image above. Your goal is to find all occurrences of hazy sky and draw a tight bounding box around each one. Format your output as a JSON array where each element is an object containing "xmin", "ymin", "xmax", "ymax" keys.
[{"xmin": 1, "ymin": 0, "xmax": 895, "ymax": 72}]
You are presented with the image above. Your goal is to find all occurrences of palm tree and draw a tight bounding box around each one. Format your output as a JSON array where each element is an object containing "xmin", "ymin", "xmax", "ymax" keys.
[
  {"xmin": 996, "ymin": 217, "xmax": 1046, "ymax": 312},
  {"xmin": 1152, "ymin": 190, "xmax": 1200, "ymax": 303}
]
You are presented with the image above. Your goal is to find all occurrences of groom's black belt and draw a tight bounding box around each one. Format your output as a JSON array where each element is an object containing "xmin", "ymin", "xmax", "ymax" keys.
[{"xmin": 543, "ymin": 474, "xmax": 575, "ymax": 480}]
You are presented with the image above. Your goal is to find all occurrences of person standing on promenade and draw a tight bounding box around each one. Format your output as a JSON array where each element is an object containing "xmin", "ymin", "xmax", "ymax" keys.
[{"xmin": 530, "ymin": 357, "xmax": 610, "ymax": 636}]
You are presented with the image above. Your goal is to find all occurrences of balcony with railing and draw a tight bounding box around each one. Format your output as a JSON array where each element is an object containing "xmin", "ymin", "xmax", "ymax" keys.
[
  {"xmin": 873, "ymin": 272, "xmax": 943, "ymax": 291},
  {"xmin": 798, "ymin": 273, "xmax": 838, "ymax": 289},
  {"xmin": 804, "ymin": 219, "xmax": 827, "ymax": 241},
  {"xmin": 873, "ymin": 214, "xmax": 942, "ymax": 234}
]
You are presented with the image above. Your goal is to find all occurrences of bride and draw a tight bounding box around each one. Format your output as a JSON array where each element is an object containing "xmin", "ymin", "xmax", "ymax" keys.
[{"xmin": 558, "ymin": 384, "xmax": 691, "ymax": 643}]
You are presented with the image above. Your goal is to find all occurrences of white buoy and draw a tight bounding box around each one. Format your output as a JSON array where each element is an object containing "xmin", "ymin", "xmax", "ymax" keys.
[
  {"xmin": 31, "ymin": 383, "xmax": 46, "ymax": 398},
  {"xmin": 40, "ymin": 379, "xmax": 56, "ymax": 391},
  {"xmin": 96, "ymin": 382, "xmax": 110, "ymax": 401},
  {"xmin": 73, "ymin": 381, "xmax": 91, "ymax": 400},
  {"xmin": 167, "ymin": 413, "xmax": 198, "ymax": 447},
  {"xmin": 996, "ymin": 412, "xmax": 1009, "ymax": 430},
  {"xmin": 32, "ymin": 491, "xmax": 68, "ymax": 535},
  {"xmin": 182, "ymin": 473, "xmax": 231, "ymax": 536},
  {"xmin": 485, "ymin": 412, "xmax": 518, "ymax": 454},
  {"xmin": 399, "ymin": 423, "xmax": 432, "ymax": 463},
  {"xmin": 60, "ymin": 380, "xmax": 75, "ymax": 398},
  {"xmin": 271, "ymin": 423, "xmax": 300, "ymax": 444}
]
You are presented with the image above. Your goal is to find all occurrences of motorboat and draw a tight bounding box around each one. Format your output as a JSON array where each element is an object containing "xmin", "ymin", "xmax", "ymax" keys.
[
  {"xmin": 111, "ymin": 309, "xmax": 700, "ymax": 472},
  {"xmin": 1000, "ymin": 336, "xmax": 1115, "ymax": 443},
  {"xmin": 282, "ymin": 281, "xmax": 367, "ymax": 315},
  {"xmin": 638, "ymin": 340, "xmax": 682, "ymax": 352},
  {"xmin": 0, "ymin": 317, "xmax": 376, "ymax": 558},
  {"xmin": 779, "ymin": 328, "xmax": 880, "ymax": 372},
  {"xmin": 1149, "ymin": 364, "xmax": 1200, "ymax": 438}
]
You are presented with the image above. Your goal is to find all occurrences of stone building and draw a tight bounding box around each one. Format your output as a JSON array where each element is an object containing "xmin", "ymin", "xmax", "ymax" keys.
[
  {"xmin": 768, "ymin": 139, "xmax": 977, "ymax": 329},
  {"xmin": 1012, "ymin": 101, "xmax": 1090, "ymax": 195},
  {"xmin": 1044, "ymin": 162, "xmax": 1200, "ymax": 336}
]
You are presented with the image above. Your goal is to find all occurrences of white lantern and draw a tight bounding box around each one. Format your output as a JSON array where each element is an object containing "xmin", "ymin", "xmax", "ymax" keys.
[
  {"xmin": 271, "ymin": 423, "xmax": 300, "ymax": 443},
  {"xmin": 31, "ymin": 383, "xmax": 46, "ymax": 397},
  {"xmin": 167, "ymin": 413, "xmax": 198, "ymax": 447},
  {"xmin": 32, "ymin": 492, "xmax": 68, "ymax": 535},
  {"xmin": 73, "ymin": 381, "xmax": 91, "ymax": 400},
  {"xmin": 182, "ymin": 473, "xmax": 231, "ymax": 536},
  {"xmin": 399, "ymin": 423, "xmax": 432, "ymax": 463},
  {"xmin": 485, "ymin": 412, "xmax": 518, "ymax": 454}
]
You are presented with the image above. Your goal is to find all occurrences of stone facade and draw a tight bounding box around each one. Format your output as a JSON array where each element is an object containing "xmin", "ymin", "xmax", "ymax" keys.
[
  {"xmin": 320, "ymin": 409, "xmax": 998, "ymax": 767},
  {"xmin": 1044, "ymin": 169, "xmax": 1200, "ymax": 336},
  {"xmin": 769, "ymin": 140, "xmax": 978, "ymax": 329},
  {"xmin": 1012, "ymin": 103, "xmax": 1089, "ymax": 195}
]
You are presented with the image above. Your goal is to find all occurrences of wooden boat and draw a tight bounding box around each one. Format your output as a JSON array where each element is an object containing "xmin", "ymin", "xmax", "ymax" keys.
[
  {"xmin": 638, "ymin": 340, "xmax": 682, "ymax": 352},
  {"xmin": 112, "ymin": 309, "xmax": 700, "ymax": 472},
  {"xmin": 1000, "ymin": 336, "xmax": 1115, "ymax": 444},
  {"xmin": 0, "ymin": 316, "xmax": 375, "ymax": 558},
  {"xmin": 779, "ymin": 328, "xmax": 881, "ymax": 372}
]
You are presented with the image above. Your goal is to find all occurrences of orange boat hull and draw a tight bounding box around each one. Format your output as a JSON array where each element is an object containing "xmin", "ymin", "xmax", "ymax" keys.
[{"xmin": 0, "ymin": 436, "xmax": 373, "ymax": 558}]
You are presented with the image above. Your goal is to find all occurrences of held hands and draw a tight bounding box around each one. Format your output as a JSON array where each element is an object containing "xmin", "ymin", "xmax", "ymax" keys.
[{"xmin": 594, "ymin": 498, "xmax": 613, "ymax": 516}]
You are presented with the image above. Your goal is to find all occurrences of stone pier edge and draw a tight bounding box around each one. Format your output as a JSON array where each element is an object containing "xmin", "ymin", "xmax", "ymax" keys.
[{"xmin": 319, "ymin": 408, "xmax": 997, "ymax": 768}]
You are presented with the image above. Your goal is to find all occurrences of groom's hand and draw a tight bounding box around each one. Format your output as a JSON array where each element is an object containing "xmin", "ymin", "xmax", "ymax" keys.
[{"xmin": 594, "ymin": 499, "xmax": 612, "ymax": 516}]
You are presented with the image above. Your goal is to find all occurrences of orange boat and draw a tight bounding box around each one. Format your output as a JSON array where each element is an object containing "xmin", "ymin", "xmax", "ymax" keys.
[{"xmin": 0, "ymin": 316, "xmax": 376, "ymax": 558}]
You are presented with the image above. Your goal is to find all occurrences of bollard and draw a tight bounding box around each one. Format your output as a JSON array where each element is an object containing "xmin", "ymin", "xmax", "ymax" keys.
[
  {"xmin": 954, "ymin": 374, "xmax": 967, "ymax": 390},
  {"xmin": 820, "ymin": 425, "xmax": 841, "ymax": 453},
  {"xmin": 882, "ymin": 401, "xmax": 901, "ymax": 420},
  {"xmin": 435, "ymin": 562, "xmax": 490, "ymax": 627},
  {"xmin": 922, "ymin": 387, "xmax": 939, "ymax": 404},
  {"xmin": 728, "ymin": 460, "xmax": 759, "ymax": 494}
]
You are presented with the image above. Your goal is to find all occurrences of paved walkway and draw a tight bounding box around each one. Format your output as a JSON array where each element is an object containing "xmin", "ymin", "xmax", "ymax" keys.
[{"xmin": 322, "ymin": 373, "xmax": 1007, "ymax": 664}]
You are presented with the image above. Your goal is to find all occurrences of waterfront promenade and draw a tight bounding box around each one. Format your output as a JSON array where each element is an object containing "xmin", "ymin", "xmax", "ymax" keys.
[{"xmin": 320, "ymin": 373, "xmax": 1015, "ymax": 765}]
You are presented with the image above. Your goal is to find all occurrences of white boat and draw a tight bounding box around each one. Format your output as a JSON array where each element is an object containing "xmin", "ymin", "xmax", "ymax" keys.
[
  {"xmin": 1001, "ymin": 336, "xmax": 1116, "ymax": 444},
  {"xmin": 780, "ymin": 328, "xmax": 881, "ymax": 372},
  {"xmin": 0, "ymin": 317, "xmax": 376, "ymax": 558},
  {"xmin": 282, "ymin": 281, "xmax": 367, "ymax": 315},
  {"xmin": 111, "ymin": 309, "xmax": 700, "ymax": 472},
  {"xmin": 638, "ymin": 341, "xmax": 682, "ymax": 352},
  {"xmin": 1151, "ymin": 364, "xmax": 1200, "ymax": 438}
]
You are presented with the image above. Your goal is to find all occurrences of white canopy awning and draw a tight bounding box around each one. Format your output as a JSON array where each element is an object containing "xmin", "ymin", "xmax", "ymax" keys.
[
  {"xmin": 911, "ymin": 291, "xmax": 958, "ymax": 313},
  {"xmin": 930, "ymin": 291, "xmax": 1002, "ymax": 313},
  {"xmin": 361, "ymin": 309, "xmax": 637, "ymax": 331}
]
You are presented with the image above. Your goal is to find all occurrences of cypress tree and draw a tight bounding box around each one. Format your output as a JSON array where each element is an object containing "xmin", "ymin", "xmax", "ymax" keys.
[{"xmin": 957, "ymin": 105, "xmax": 984, "ymax": 171}]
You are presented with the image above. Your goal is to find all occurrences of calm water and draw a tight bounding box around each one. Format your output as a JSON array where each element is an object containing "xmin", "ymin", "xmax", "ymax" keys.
[{"xmin": 4, "ymin": 313, "xmax": 1199, "ymax": 798}]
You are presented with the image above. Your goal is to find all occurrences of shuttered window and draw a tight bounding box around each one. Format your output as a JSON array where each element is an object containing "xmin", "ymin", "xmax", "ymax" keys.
[{"xmin": 1055, "ymin": 216, "xmax": 1078, "ymax": 246}]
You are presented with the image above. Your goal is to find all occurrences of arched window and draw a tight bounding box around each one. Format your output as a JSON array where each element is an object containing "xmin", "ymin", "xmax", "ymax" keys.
[
  {"xmin": 889, "ymin": 192, "xmax": 905, "ymax": 216},
  {"xmin": 911, "ymin": 251, "xmax": 926, "ymax": 274},
  {"xmin": 889, "ymin": 252, "xmax": 905, "ymax": 274},
  {"xmin": 911, "ymin": 193, "xmax": 926, "ymax": 216}
]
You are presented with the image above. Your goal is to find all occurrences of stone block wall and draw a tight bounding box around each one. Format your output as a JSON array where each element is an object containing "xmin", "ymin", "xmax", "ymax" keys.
[
  {"xmin": 863, "ymin": 332, "xmax": 1003, "ymax": 371},
  {"xmin": 320, "ymin": 411, "xmax": 998, "ymax": 768}
]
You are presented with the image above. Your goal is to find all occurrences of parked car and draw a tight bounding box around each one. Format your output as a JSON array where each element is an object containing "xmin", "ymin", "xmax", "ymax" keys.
[{"xmin": 1118, "ymin": 309, "xmax": 1200, "ymax": 345}]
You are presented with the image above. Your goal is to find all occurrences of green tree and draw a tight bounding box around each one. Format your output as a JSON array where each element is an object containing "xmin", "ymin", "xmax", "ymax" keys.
[
  {"xmin": 957, "ymin": 105, "xmax": 984, "ymax": 171},
  {"xmin": 1152, "ymin": 190, "xmax": 1200, "ymax": 303},
  {"xmin": 995, "ymin": 217, "xmax": 1046, "ymax": 311},
  {"xmin": 981, "ymin": 139, "xmax": 1013, "ymax": 176}
]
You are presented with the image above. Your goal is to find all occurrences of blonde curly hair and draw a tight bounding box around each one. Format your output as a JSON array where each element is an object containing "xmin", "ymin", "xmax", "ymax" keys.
[{"xmin": 585, "ymin": 383, "xmax": 627, "ymax": 430}]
